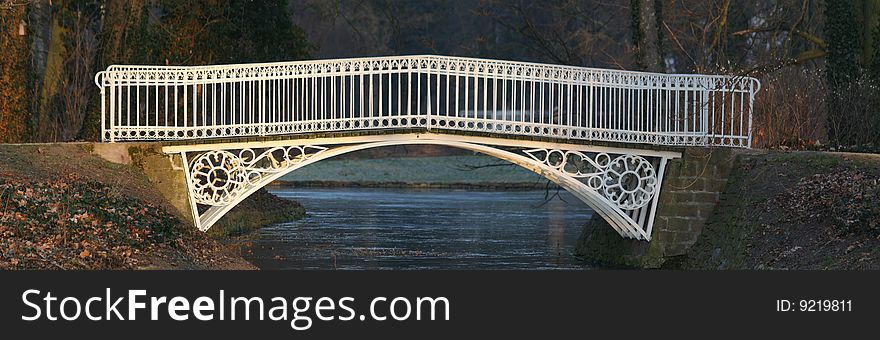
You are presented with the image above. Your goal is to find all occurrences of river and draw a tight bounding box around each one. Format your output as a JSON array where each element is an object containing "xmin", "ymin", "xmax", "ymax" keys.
[{"xmin": 242, "ymin": 187, "xmax": 594, "ymax": 270}]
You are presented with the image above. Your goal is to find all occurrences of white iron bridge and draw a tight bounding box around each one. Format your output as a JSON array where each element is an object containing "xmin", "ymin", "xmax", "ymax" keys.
[{"xmin": 95, "ymin": 55, "xmax": 760, "ymax": 240}]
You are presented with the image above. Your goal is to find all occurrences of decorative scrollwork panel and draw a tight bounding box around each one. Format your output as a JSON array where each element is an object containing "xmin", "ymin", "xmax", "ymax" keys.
[
  {"xmin": 602, "ymin": 155, "xmax": 657, "ymax": 210},
  {"xmin": 187, "ymin": 145, "xmax": 328, "ymax": 207},
  {"xmin": 523, "ymin": 149, "xmax": 659, "ymax": 210}
]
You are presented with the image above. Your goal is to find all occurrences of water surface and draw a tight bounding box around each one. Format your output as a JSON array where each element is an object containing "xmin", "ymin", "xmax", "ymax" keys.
[{"xmin": 243, "ymin": 187, "xmax": 593, "ymax": 270}]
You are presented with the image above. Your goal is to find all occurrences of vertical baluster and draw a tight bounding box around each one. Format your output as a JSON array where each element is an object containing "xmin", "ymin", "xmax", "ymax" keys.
[
  {"xmin": 473, "ymin": 68, "xmax": 479, "ymax": 122},
  {"xmin": 627, "ymin": 79, "xmax": 632, "ymax": 135},
  {"xmin": 539, "ymin": 73, "xmax": 544, "ymax": 128},
  {"xmin": 436, "ymin": 68, "xmax": 440, "ymax": 122},
  {"xmin": 202, "ymin": 76, "xmax": 207, "ymax": 129},
  {"xmin": 128, "ymin": 80, "xmax": 133, "ymax": 128},
  {"xmin": 210, "ymin": 80, "xmax": 215, "ymax": 129},
  {"xmin": 220, "ymin": 77, "xmax": 225, "ymax": 127},
  {"xmin": 567, "ymin": 74, "xmax": 572, "ymax": 137},
  {"xmin": 493, "ymin": 69, "xmax": 498, "ymax": 122},
  {"xmin": 444, "ymin": 67, "xmax": 450, "ymax": 120},
  {"xmin": 482, "ymin": 67, "xmax": 488, "ymax": 124},
  {"xmin": 271, "ymin": 75, "xmax": 276, "ymax": 129},
  {"xmin": 521, "ymin": 76, "xmax": 539, "ymax": 129},
  {"xmin": 455, "ymin": 66, "xmax": 459, "ymax": 120},
  {"xmin": 106, "ymin": 75, "xmax": 113, "ymax": 141},
  {"xmin": 502, "ymin": 70, "xmax": 507, "ymax": 123},
  {"xmin": 350, "ymin": 71, "xmax": 354, "ymax": 122},
  {"xmin": 720, "ymin": 83, "xmax": 725, "ymax": 144},
  {"xmin": 747, "ymin": 80, "xmax": 755, "ymax": 147},
  {"xmin": 661, "ymin": 80, "xmax": 666, "ymax": 136},
  {"xmin": 378, "ymin": 68, "xmax": 383, "ymax": 120},
  {"xmin": 739, "ymin": 84, "xmax": 745, "ymax": 146},
  {"xmin": 506, "ymin": 68, "xmax": 526, "ymax": 122},
  {"xmin": 730, "ymin": 82, "xmax": 735, "ymax": 146},
  {"xmin": 710, "ymin": 80, "xmax": 716, "ymax": 143},
  {"xmin": 417, "ymin": 61, "xmax": 422, "ymax": 121},
  {"xmin": 618, "ymin": 85, "xmax": 622, "ymax": 133},
  {"xmin": 601, "ymin": 81, "xmax": 606, "ymax": 134},
  {"xmin": 146, "ymin": 83, "xmax": 151, "ymax": 128},
  {"xmin": 675, "ymin": 80, "xmax": 689, "ymax": 133},
  {"xmin": 398, "ymin": 69, "xmax": 402, "ymax": 118},
  {"xmin": 464, "ymin": 64, "xmax": 469, "ymax": 121},
  {"xmin": 643, "ymin": 79, "xmax": 649, "ymax": 136},
  {"xmin": 120, "ymin": 75, "xmax": 124, "ymax": 131},
  {"xmin": 587, "ymin": 73, "xmax": 593, "ymax": 137},
  {"xmin": 182, "ymin": 77, "xmax": 187, "ymax": 131},
  {"xmin": 425, "ymin": 64, "xmax": 431, "ymax": 121}
]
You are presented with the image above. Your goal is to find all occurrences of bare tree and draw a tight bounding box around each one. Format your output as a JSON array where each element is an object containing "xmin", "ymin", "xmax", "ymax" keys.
[
  {"xmin": 57, "ymin": 10, "xmax": 98, "ymax": 141},
  {"xmin": 478, "ymin": 0, "xmax": 630, "ymax": 68}
]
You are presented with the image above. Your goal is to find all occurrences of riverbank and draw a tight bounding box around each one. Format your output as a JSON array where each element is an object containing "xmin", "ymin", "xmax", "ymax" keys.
[
  {"xmin": 0, "ymin": 144, "xmax": 301, "ymax": 269},
  {"xmin": 270, "ymin": 181, "xmax": 544, "ymax": 190},
  {"xmin": 670, "ymin": 150, "xmax": 880, "ymax": 269},
  {"xmin": 208, "ymin": 188, "xmax": 306, "ymax": 237}
]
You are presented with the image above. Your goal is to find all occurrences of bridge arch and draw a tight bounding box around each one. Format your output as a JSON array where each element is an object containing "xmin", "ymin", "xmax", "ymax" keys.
[{"xmin": 164, "ymin": 134, "xmax": 679, "ymax": 240}]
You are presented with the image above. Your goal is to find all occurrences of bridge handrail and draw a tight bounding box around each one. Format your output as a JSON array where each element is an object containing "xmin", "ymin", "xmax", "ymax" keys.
[{"xmin": 95, "ymin": 55, "xmax": 760, "ymax": 147}]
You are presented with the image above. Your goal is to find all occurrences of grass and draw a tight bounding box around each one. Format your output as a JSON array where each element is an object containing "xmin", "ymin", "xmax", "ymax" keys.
[
  {"xmin": 277, "ymin": 155, "xmax": 542, "ymax": 184},
  {"xmin": 775, "ymin": 151, "xmax": 841, "ymax": 168}
]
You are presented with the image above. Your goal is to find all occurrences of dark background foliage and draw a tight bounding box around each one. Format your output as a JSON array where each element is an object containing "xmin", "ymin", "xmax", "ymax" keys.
[{"xmin": 1, "ymin": 0, "xmax": 879, "ymax": 149}]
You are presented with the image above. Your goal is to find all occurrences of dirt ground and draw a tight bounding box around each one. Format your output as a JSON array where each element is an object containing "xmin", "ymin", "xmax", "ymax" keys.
[
  {"xmin": 677, "ymin": 150, "xmax": 880, "ymax": 270},
  {"xmin": 0, "ymin": 143, "xmax": 256, "ymax": 269}
]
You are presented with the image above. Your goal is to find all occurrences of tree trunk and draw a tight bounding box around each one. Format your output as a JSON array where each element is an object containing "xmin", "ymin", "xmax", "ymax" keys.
[
  {"xmin": 825, "ymin": 0, "xmax": 862, "ymax": 145},
  {"xmin": 858, "ymin": 0, "xmax": 880, "ymax": 66},
  {"xmin": 631, "ymin": 0, "xmax": 664, "ymax": 72}
]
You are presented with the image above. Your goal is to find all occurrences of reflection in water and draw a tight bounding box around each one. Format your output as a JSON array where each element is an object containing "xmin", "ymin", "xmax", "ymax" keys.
[
  {"xmin": 547, "ymin": 202, "xmax": 567, "ymax": 266},
  {"xmin": 242, "ymin": 187, "xmax": 594, "ymax": 270}
]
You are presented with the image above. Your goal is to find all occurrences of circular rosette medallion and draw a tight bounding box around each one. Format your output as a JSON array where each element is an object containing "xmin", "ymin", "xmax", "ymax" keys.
[
  {"xmin": 189, "ymin": 151, "xmax": 248, "ymax": 206},
  {"xmin": 602, "ymin": 155, "xmax": 658, "ymax": 209}
]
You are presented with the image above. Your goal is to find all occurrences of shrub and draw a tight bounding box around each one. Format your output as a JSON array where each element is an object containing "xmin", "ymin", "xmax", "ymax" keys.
[{"xmin": 752, "ymin": 67, "xmax": 827, "ymax": 149}]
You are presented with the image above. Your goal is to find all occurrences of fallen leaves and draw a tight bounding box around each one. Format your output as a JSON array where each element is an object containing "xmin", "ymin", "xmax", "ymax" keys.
[
  {"xmin": 0, "ymin": 173, "xmax": 255, "ymax": 270},
  {"xmin": 773, "ymin": 169, "xmax": 880, "ymax": 234},
  {"xmin": 0, "ymin": 175, "xmax": 181, "ymax": 269},
  {"xmin": 760, "ymin": 166, "xmax": 880, "ymax": 269}
]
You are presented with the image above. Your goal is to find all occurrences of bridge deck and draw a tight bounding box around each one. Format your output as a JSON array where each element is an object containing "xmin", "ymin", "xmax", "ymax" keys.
[{"xmin": 158, "ymin": 128, "xmax": 685, "ymax": 156}]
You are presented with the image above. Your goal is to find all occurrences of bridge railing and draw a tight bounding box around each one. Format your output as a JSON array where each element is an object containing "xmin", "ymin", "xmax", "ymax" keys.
[{"xmin": 95, "ymin": 55, "xmax": 760, "ymax": 147}]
